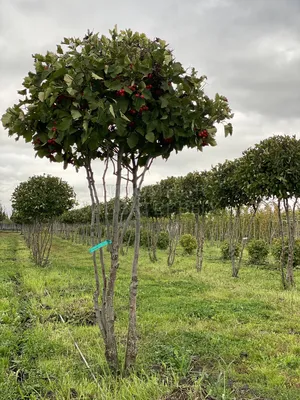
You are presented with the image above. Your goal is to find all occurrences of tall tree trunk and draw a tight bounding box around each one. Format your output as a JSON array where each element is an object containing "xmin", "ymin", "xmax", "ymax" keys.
[
  {"xmin": 124, "ymin": 158, "xmax": 151, "ymax": 373},
  {"xmin": 230, "ymin": 207, "xmax": 240, "ymax": 278},
  {"xmin": 237, "ymin": 204, "xmax": 259, "ymax": 272},
  {"xmin": 277, "ymin": 199, "xmax": 287, "ymax": 290},
  {"xmin": 195, "ymin": 213, "xmax": 205, "ymax": 272},
  {"xmin": 124, "ymin": 164, "xmax": 140, "ymax": 372},
  {"xmin": 85, "ymin": 156, "xmax": 119, "ymax": 373},
  {"xmin": 284, "ymin": 198, "xmax": 297, "ymax": 288}
]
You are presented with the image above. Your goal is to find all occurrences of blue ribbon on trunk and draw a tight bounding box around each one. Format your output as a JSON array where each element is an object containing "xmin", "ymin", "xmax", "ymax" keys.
[{"xmin": 89, "ymin": 240, "xmax": 112, "ymax": 253}]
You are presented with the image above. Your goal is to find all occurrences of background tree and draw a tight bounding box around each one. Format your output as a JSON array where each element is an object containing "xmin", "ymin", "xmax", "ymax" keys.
[
  {"xmin": 208, "ymin": 159, "xmax": 258, "ymax": 277},
  {"xmin": 0, "ymin": 204, "xmax": 7, "ymax": 222},
  {"xmin": 181, "ymin": 171, "xmax": 211, "ymax": 271},
  {"xmin": 241, "ymin": 135, "xmax": 300, "ymax": 288},
  {"xmin": 2, "ymin": 28, "xmax": 233, "ymax": 373},
  {"xmin": 11, "ymin": 175, "xmax": 75, "ymax": 266}
]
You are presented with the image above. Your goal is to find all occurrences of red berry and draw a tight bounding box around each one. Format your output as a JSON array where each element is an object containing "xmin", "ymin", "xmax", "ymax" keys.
[
  {"xmin": 128, "ymin": 85, "xmax": 137, "ymax": 91},
  {"xmin": 163, "ymin": 137, "xmax": 173, "ymax": 144},
  {"xmin": 140, "ymin": 94, "xmax": 145, "ymax": 99},
  {"xmin": 52, "ymin": 127, "xmax": 57, "ymax": 132},
  {"xmin": 148, "ymin": 73, "xmax": 153, "ymax": 79},
  {"xmin": 146, "ymin": 84, "xmax": 152, "ymax": 89},
  {"xmin": 198, "ymin": 130, "xmax": 208, "ymax": 138},
  {"xmin": 135, "ymin": 93, "xmax": 140, "ymax": 98},
  {"xmin": 129, "ymin": 109, "xmax": 137, "ymax": 115},
  {"xmin": 202, "ymin": 142, "xmax": 208, "ymax": 146},
  {"xmin": 116, "ymin": 89, "xmax": 125, "ymax": 97},
  {"xmin": 128, "ymin": 121, "xmax": 135, "ymax": 127}
]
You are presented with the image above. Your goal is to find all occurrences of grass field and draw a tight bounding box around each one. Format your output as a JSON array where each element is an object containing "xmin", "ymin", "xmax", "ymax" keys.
[{"xmin": 0, "ymin": 232, "xmax": 300, "ymax": 399}]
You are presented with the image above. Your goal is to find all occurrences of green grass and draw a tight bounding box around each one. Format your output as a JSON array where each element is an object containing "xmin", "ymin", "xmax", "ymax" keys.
[{"xmin": 0, "ymin": 232, "xmax": 300, "ymax": 399}]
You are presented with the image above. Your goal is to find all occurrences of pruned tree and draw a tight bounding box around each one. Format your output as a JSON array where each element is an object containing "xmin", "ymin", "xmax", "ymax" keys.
[
  {"xmin": 241, "ymin": 135, "xmax": 300, "ymax": 288},
  {"xmin": 181, "ymin": 171, "xmax": 211, "ymax": 271},
  {"xmin": 209, "ymin": 158, "xmax": 259, "ymax": 277},
  {"xmin": 11, "ymin": 175, "xmax": 75, "ymax": 266},
  {"xmin": 2, "ymin": 27, "xmax": 233, "ymax": 373}
]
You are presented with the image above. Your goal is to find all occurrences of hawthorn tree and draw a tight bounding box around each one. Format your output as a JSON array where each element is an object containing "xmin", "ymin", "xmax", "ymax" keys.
[
  {"xmin": 2, "ymin": 27, "xmax": 233, "ymax": 373},
  {"xmin": 11, "ymin": 175, "xmax": 75, "ymax": 266},
  {"xmin": 241, "ymin": 135, "xmax": 300, "ymax": 288}
]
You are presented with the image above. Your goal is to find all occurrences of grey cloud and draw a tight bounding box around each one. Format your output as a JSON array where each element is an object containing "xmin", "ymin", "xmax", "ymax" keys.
[{"xmin": 1, "ymin": 0, "xmax": 300, "ymax": 213}]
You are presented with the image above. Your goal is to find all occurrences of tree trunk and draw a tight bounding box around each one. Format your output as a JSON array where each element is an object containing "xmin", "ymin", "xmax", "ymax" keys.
[
  {"xmin": 284, "ymin": 198, "xmax": 297, "ymax": 288},
  {"xmin": 277, "ymin": 199, "xmax": 287, "ymax": 290},
  {"xmin": 124, "ymin": 164, "xmax": 140, "ymax": 372},
  {"xmin": 195, "ymin": 213, "xmax": 205, "ymax": 272}
]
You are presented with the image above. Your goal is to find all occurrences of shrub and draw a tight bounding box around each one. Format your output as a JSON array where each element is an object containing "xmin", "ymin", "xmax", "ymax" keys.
[
  {"xmin": 247, "ymin": 239, "xmax": 269, "ymax": 264},
  {"xmin": 179, "ymin": 234, "xmax": 197, "ymax": 255},
  {"xmin": 272, "ymin": 238, "xmax": 300, "ymax": 267},
  {"xmin": 220, "ymin": 240, "xmax": 240, "ymax": 260},
  {"xmin": 157, "ymin": 231, "xmax": 169, "ymax": 250}
]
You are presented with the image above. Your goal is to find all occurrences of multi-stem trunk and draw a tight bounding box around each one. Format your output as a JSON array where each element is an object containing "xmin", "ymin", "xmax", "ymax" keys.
[{"xmin": 85, "ymin": 156, "xmax": 119, "ymax": 373}]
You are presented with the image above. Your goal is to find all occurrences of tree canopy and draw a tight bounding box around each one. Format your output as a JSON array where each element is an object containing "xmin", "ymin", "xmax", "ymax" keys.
[
  {"xmin": 11, "ymin": 175, "xmax": 76, "ymax": 224},
  {"xmin": 2, "ymin": 28, "xmax": 233, "ymax": 170}
]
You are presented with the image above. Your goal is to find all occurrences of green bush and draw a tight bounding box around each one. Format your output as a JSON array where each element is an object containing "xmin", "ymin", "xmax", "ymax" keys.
[
  {"xmin": 272, "ymin": 238, "xmax": 300, "ymax": 267},
  {"xmin": 157, "ymin": 231, "xmax": 169, "ymax": 250},
  {"xmin": 247, "ymin": 239, "xmax": 269, "ymax": 264},
  {"xmin": 179, "ymin": 234, "xmax": 197, "ymax": 255},
  {"xmin": 220, "ymin": 241, "xmax": 240, "ymax": 260}
]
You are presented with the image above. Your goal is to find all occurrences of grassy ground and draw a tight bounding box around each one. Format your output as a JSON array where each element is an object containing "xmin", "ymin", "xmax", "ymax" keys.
[{"xmin": 0, "ymin": 232, "xmax": 300, "ymax": 399}]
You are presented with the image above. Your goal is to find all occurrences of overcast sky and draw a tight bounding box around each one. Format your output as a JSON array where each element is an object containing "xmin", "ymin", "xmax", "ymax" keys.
[{"xmin": 1, "ymin": 0, "xmax": 300, "ymax": 214}]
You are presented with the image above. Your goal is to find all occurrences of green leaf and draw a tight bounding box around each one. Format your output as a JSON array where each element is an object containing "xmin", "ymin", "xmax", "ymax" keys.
[
  {"xmin": 38, "ymin": 92, "xmax": 45, "ymax": 102},
  {"xmin": 92, "ymin": 72, "xmax": 103, "ymax": 80},
  {"xmin": 83, "ymin": 120, "xmax": 89, "ymax": 132},
  {"xmin": 120, "ymin": 111, "xmax": 130, "ymax": 122},
  {"xmin": 57, "ymin": 45, "xmax": 64, "ymax": 54},
  {"xmin": 146, "ymin": 132, "xmax": 156, "ymax": 143},
  {"xmin": 207, "ymin": 127, "xmax": 217, "ymax": 135},
  {"xmin": 18, "ymin": 89, "xmax": 27, "ymax": 96},
  {"xmin": 64, "ymin": 74, "xmax": 73, "ymax": 87},
  {"xmin": 109, "ymin": 104, "xmax": 115, "ymax": 118},
  {"xmin": 224, "ymin": 123, "xmax": 233, "ymax": 137},
  {"xmin": 57, "ymin": 118, "xmax": 72, "ymax": 131},
  {"xmin": 1, "ymin": 112, "xmax": 12, "ymax": 126},
  {"xmin": 127, "ymin": 133, "xmax": 139, "ymax": 149},
  {"xmin": 54, "ymin": 153, "xmax": 64, "ymax": 162},
  {"xmin": 160, "ymin": 97, "xmax": 168, "ymax": 108},
  {"xmin": 104, "ymin": 65, "xmax": 109, "ymax": 74},
  {"xmin": 44, "ymin": 87, "xmax": 52, "ymax": 99},
  {"xmin": 71, "ymin": 110, "xmax": 82, "ymax": 120},
  {"xmin": 164, "ymin": 53, "xmax": 172, "ymax": 65}
]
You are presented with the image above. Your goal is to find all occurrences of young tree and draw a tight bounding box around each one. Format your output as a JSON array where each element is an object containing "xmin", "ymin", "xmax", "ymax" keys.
[
  {"xmin": 11, "ymin": 175, "xmax": 75, "ymax": 266},
  {"xmin": 2, "ymin": 27, "xmax": 233, "ymax": 372}
]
